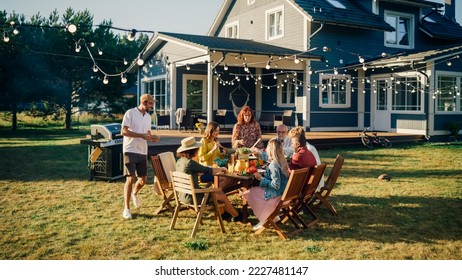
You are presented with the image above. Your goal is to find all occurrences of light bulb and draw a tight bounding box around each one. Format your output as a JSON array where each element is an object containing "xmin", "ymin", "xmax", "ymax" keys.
[
  {"xmin": 3, "ymin": 32, "xmax": 10, "ymax": 42},
  {"xmin": 359, "ymin": 56, "xmax": 365, "ymax": 63},
  {"xmin": 223, "ymin": 63, "xmax": 228, "ymax": 71},
  {"xmin": 127, "ymin": 29, "xmax": 136, "ymax": 41},
  {"xmin": 266, "ymin": 62, "xmax": 271, "ymax": 69},
  {"xmin": 92, "ymin": 65, "xmax": 98, "ymax": 72},
  {"xmin": 75, "ymin": 44, "xmax": 81, "ymax": 53},
  {"xmin": 294, "ymin": 56, "xmax": 300, "ymax": 64},
  {"xmin": 103, "ymin": 76, "xmax": 109, "ymax": 84},
  {"xmin": 362, "ymin": 64, "xmax": 368, "ymax": 71},
  {"xmin": 447, "ymin": 61, "xmax": 452, "ymax": 67},
  {"xmin": 137, "ymin": 57, "xmax": 144, "ymax": 66},
  {"xmin": 121, "ymin": 75, "xmax": 127, "ymax": 84},
  {"xmin": 98, "ymin": 49, "xmax": 103, "ymax": 55},
  {"xmin": 67, "ymin": 24, "xmax": 77, "ymax": 33},
  {"xmin": 13, "ymin": 28, "xmax": 19, "ymax": 35},
  {"xmin": 123, "ymin": 58, "xmax": 128, "ymax": 65},
  {"xmin": 186, "ymin": 64, "xmax": 190, "ymax": 70}
]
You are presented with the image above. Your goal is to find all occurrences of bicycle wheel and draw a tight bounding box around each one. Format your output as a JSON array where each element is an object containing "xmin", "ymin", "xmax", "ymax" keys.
[
  {"xmin": 379, "ymin": 137, "xmax": 392, "ymax": 148},
  {"xmin": 361, "ymin": 136, "xmax": 373, "ymax": 148}
]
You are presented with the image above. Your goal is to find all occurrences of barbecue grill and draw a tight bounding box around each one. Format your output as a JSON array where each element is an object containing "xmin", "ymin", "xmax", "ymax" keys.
[{"xmin": 80, "ymin": 123, "xmax": 124, "ymax": 181}]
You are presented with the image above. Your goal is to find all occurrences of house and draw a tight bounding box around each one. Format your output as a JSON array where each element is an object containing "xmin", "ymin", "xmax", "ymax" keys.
[{"xmin": 132, "ymin": 0, "xmax": 462, "ymax": 139}]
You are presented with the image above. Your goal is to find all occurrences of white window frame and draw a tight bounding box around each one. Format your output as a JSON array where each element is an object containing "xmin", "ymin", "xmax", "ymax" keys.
[
  {"xmin": 277, "ymin": 76, "xmax": 297, "ymax": 107},
  {"xmin": 390, "ymin": 75, "xmax": 423, "ymax": 112},
  {"xmin": 319, "ymin": 74, "xmax": 351, "ymax": 108},
  {"xmin": 142, "ymin": 76, "xmax": 169, "ymax": 115},
  {"xmin": 384, "ymin": 11, "xmax": 414, "ymax": 49},
  {"xmin": 225, "ymin": 21, "xmax": 239, "ymax": 39},
  {"xmin": 247, "ymin": 0, "xmax": 255, "ymax": 5},
  {"xmin": 435, "ymin": 71, "xmax": 461, "ymax": 113},
  {"xmin": 266, "ymin": 5, "xmax": 284, "ymax": 41}
]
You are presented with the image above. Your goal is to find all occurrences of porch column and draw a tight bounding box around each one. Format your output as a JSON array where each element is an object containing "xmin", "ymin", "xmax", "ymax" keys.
[
  {"xmin": 169, "ymin": 62, "xmax": 177, "ymax": 129},
  {"xmin": 207, "ymin": 60, "xmax": 213, "ymax": 123},
  {"xmin": 303, "ymin": 63, "xmax": 311, "ymax": 129}
]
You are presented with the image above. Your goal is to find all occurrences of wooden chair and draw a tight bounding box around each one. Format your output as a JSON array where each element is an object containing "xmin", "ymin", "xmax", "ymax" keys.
[
  {"xmin": 309, "ymin": 155, "xmax": 344, "ymax": 216},
  {"xmin": 169, "ymin": 171, "xmax": 226, "ymax": 238},
  {"xmin": 150, "ymin": 154, "xmax": 175, "ymax": 215},
  {"xmin": 284, "ymin": 164, "xmax": 327, "ymax": 227},
  {"xmin": 254, "ymin": 167, "xmax": 310, "ymax": 240}
]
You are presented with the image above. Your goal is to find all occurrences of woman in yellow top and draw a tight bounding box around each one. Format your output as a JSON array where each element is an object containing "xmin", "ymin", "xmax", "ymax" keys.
[
  {"xmin": 199, "ymin": 121, "xmax": 229, "ymax": 166},
  {"xmin": 199, "ymin": 121, "xmax": 238, "ymax": 193}
]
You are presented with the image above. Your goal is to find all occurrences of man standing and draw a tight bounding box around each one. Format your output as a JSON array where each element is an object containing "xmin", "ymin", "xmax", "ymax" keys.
[{"xmin": 121, "ymin": 94, "xmax": 159, "ymax": 219}]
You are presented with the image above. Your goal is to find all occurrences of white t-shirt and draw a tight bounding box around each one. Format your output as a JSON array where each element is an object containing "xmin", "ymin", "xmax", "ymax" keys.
[{"xmin": 122, "ymin": 107, "xmax": 152, "ymax": 155}]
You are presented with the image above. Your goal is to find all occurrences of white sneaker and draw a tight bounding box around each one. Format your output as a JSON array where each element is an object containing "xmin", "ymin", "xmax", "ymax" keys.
[
  {"xmin": 122, "ymin": 209, "xmax": 132, "ymax": 219},
  {"xmin": 132, "ymin": 192, "xmax": 141, "ymax": 208}
]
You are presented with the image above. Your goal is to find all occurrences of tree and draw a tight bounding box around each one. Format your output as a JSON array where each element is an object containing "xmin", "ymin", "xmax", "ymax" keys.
[{"xmin": 0, "ymin": 9, "xmax": 149, "ymax": 130}]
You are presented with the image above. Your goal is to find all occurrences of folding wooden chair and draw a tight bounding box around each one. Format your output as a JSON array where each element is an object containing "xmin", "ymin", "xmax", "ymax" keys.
[
  {"xmin": 150, "ymin": 154, "xmax": 175, "ymax": 215},
  {"xmin": 309, "ymin": 155, "xmax": 344, "ymax": 216},
  {"xmin": 285, "ymin": 164, "xmax": 327, "ymax": 227},
  {"xmin": 254, "ymin": 167, "xmax": 310, "ymax": 240},
  {"xmin": 169, "ymin": 171, "xmax": 226, "ymax": 238}
]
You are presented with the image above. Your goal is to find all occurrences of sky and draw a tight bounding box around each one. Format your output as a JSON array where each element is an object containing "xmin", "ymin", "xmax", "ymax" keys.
[{"xmin": 3, "ymin": 0, "xmax": 225, "ymax": 35}]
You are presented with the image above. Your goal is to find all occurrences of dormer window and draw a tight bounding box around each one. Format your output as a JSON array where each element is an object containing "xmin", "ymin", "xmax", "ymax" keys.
[
  {"xmin": 266, "ymin": 6, "xmax": 284, "ymax": 40},
  {"xmin": 384, "ymin": 11, "xmax": 414, "ymax": 49},
  {"xmin": 326, "ymin": 0, "xmax": 346, "ymax": 9}
]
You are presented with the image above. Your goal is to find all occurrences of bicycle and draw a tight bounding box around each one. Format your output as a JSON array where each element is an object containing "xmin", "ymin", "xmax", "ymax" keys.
[{"xmin": 360, "ymin": 127, "xmax": 392, "ymax": 148}]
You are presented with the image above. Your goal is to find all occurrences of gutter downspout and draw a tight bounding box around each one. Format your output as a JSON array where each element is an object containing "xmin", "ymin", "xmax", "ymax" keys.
[{"xmin": 310, "ymin": 21, "xmax": 324, "ymax": 39}]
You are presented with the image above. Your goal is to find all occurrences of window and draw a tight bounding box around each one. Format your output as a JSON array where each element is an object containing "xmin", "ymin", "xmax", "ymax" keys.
[
  {"xmin": 385, "ymin": 11, "xmax": 414, "ymax": 49},
  {"xmin": 247, "ymin": 0, "xmax": 255, "ymax": 5},
  {"xmin": 225, "ymin": 21, "xmax": 239, "ymax": 39},
  {"xmin": 183, "ymin": 75, "xmax": 207, "ymax": 115},
  {"xmin": 266, "ymin": 6, "xmax": 284, "ymax": 40},
  {"xmin": 326, "ymin": 0, "xmax": 346, "ymax": 9},
  {"xmin": 436, "ymin": 75, "xmax": 461, "ymax": 112},
  {"xmin": 277, "ymin": 76, "xmax": 296, "ymax": 107},
  {"xmin": 391, "ymin": 76, "xmax": 421, "ymax": 111},
  {"xmin": 320, "ymin": 75, "xmax": 351, "ymax": 108},
  {"xmin": 143, "ymin": 78, "xmax": 168, "ymax": 115}
]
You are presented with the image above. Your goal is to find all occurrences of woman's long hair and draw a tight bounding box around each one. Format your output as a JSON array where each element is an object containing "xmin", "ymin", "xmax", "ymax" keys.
[
  {"xmin": 204, "ymin": 121, "xmax": 220, "ymax": 141},
  {"xmin": 266, "ymin": 139, "xmax": 289, "ymax": 177},
  {"xmin": 236, "ymin": 105, "xmax": 256, "ymax": 124}
]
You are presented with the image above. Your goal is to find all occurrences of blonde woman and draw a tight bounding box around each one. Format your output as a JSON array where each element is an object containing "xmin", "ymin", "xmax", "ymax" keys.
[
  {"xmin": 199, "ymin": 121, "xmax": 239, "ymax": 193},
  {"xmin": 198, "ymin": 122, "xmax": 229, "ymax": 166},
  {"xmin": 243, "ymin": 139, "xmax": 289, "ymax": 230}
]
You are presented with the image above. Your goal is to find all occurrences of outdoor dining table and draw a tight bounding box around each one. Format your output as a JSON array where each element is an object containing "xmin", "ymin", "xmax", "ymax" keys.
[{"xmin": 214, "ymin": 168, "xmax": 265, "ymax": 223}]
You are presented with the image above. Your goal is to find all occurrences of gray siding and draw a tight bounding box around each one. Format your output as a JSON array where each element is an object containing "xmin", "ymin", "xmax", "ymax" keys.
[{"xmin": 218, "ymin": 0, "xmax": 307, "ymax": 51}]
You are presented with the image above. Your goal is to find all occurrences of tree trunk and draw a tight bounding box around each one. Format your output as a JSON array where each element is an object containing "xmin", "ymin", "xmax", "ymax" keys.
[
  {"xmin": 65, "ymin": 100, "xmax": 72, "ymax": 129},
  {"xmin": 11, "ymin": 104, "xmax": 17, "ymax": 131}
]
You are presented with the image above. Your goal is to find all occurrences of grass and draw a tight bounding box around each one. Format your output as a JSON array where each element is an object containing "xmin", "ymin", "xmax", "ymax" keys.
[{"xmin": 0, "ymin": 127, "xmax": 461, "ymax": 260}]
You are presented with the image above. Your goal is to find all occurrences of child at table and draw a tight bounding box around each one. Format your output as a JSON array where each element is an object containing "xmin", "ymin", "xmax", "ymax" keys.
[{"xmin": 243, "ymin": 138, "xmax": 289, "ymax": 230}]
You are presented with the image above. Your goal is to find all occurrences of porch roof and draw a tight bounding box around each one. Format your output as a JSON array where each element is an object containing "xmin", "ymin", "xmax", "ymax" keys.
[
  {"xmin": 129, "ymin": 32, "xmax": 322, "ymax": 72},
  {"xmin": 359, "ymin": 44, "xmax": 462, "ymax": 68},
  {"xmin": 292, "ymin": 0, "xmax": 394, "ymax": 31},
  {"xmin": 419, "ymin": 9, "xmax": 462, "ymax": 42},
  {"xmin": 158, "ymin": 31, "xmax": 321, "ymax": 59}
]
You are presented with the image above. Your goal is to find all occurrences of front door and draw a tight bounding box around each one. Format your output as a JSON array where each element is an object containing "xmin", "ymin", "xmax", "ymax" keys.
[{"xmin": 373, "ymin": 79, "xmax": 391, "ymax": 131}]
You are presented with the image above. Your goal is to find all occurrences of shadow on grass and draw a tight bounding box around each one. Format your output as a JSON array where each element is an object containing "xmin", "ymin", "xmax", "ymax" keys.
[{"xmin": 292, "ymin": 194, "xmax": 462, "ymax": 244}]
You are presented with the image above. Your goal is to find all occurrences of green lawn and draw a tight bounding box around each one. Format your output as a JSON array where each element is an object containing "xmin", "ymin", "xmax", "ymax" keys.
[{"xmin": 0, "ymin": 128, "xmax": 461, "ymax": 260}]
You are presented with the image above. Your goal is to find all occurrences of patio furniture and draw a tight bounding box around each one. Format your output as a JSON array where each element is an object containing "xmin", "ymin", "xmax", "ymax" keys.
[
  {"xmin": 150, "ymin": 154, "xmax": 175, "ymax": 215},
  {"xmin": 169, "ymin": 171, "xmax": 226, "ymax": 237}
]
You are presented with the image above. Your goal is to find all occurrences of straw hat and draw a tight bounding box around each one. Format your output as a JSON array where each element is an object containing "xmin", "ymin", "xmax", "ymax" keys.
[{"xmin": 176, "ymin": 137, "xmax": 202, "ymax": 153}]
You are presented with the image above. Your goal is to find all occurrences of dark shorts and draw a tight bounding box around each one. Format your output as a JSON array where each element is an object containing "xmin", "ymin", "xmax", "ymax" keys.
[{"xmin": 124, "ymin": 152, "xmax": 148, "ymax": 177}]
